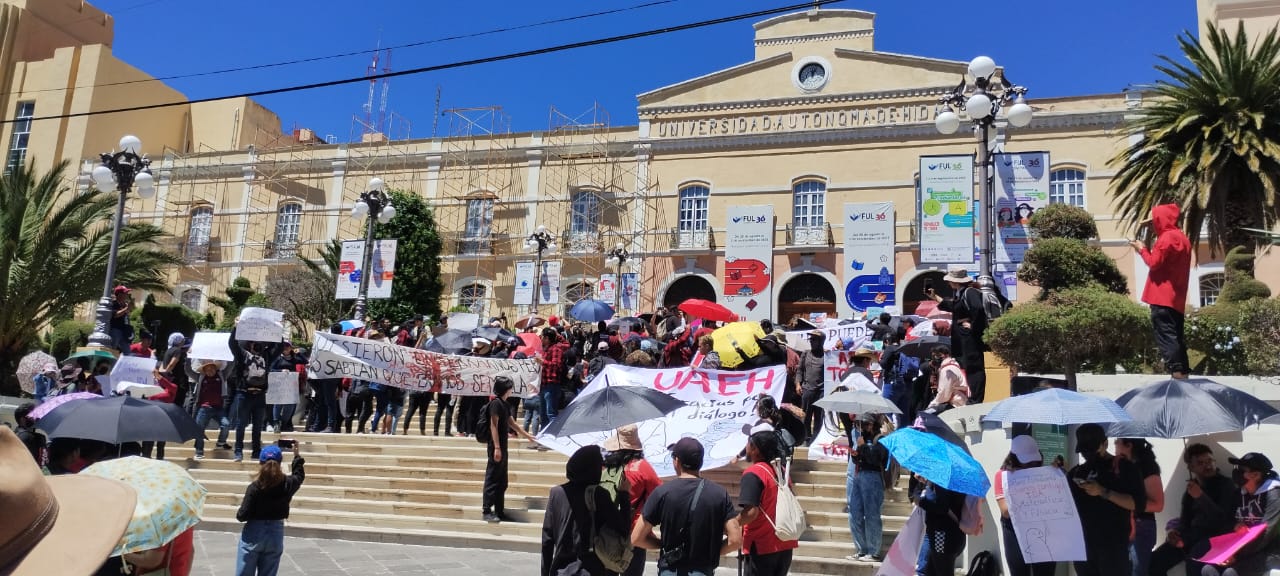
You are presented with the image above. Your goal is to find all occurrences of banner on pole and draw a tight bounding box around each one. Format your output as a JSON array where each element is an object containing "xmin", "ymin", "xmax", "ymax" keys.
[
  {"xmin": 514, "ymin": 261, "xmax": 535, "ymax": 306},
  {"xmin": 336, "ymin": 240, "xmax": 365, "ymax": 300},
  {"xmin": 843, "ymin": 202, "xmax": 896, "ymax": 312},
  {"xmin": 539, "ymin": 260, "xmax": 562, "ymax": 308},
  {"xmin": 536, "ymin": 364, "xmax": 786, "ymax": 476},
  {"xmin": 236, "ymin": 308, "xmax": 285, "ymax": 342},
  {"xmin": 724, "ymin": 205, "xmax": 774, "ymax": 322},
  {"xmin": 919, "ymin": 155, "xmax": 975, "ymax": 264},
  {"xmin": 994, "ymin": 152, "xmax": 1050, "ymax": 264},
  {"xmin": 366, "ymin": 239, "xmax": 397, "ymax": 299},
  {"xmin": 597, "ymin": 274, "xmax": 618, "ymax": 305},
  {"xmin": 266, "ymin": 372, "xmax": 299, "ymax": 405},
  {"xmin": 620, "ymin": 273, "xmax": 639, "ymax": 312}
]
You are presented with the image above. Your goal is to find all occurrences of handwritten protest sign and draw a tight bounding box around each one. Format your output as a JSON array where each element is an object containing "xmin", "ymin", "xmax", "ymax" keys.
[
  {"xmin": 537, "ymin": 364, "xmax": 785, "ymax": 477},
  {"xmin": 266, "ymin": 372, "xmax": 299, "ymax": 405},
  {"xmin": 308, "ymin": 331, "xmax": 540, "ymax": 397},
  {"xmin": 1006, "ymin": 467, "xmax": 1086, "ymax": 562},
  {"xmin": 236, "ymin": 308, "xmax": 285, "ymax": 342},
  {"xmin": 111, "ymin": 356, "xmax": 160, "ymax": 397},
  {"xmin": 447, "ymin": 313, "xmax": 479, "ymax": 331},
  {"xmin": 190, "ymin": 332, "xmax": 234, "ymax": 361},
  {"xmin": 785, "ymin": 320, "xmax": 870, "ymax": 351},
  {"xmin": 807, "ymin": 420, "xmax": 849, "ymax": 462}
]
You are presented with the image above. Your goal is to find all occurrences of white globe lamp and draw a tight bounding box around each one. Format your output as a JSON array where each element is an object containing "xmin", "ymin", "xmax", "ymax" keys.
[
  {"xmin": 1007, "ymin": 97, "xmax": 1033, "ymax": 127},
  {"xmin": 968, "ymin": 56, "xmax": 996, "ymax": 80},
  {"xmin": 966, "ymin": 93, "xmax": 993, "ymax": 119},
  {"xmin": 935, "ymin": 110, "xmax": 961, "ymax": 135},
  {"xmin": 118, "ymin": 135, "xmax": 142, "ymax": 154}
]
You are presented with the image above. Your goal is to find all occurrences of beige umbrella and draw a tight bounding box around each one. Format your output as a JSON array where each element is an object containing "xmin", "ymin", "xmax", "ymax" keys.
[{"xmin": 16, "ymin": 351, "xmax": 56, "ymax": 393}]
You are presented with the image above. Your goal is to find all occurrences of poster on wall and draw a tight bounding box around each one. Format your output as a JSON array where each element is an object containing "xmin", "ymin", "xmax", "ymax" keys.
[
  {"xmin": 919, "ymin": 155, "xmax": 975, "ymax": 264},
  {"xmin": 843, "ymin": 202, "xmax": 896, "ymax": 312},
  {"xmin": 620, "ymin": 273, "xmax": 639, "ymax": 312},
  {"xmin": 366, "ymin": 239, "xmax": 397, "ymax": 299},
  {"xmin": 994, "ymin": 151, "xmax": 1050, "ymax": 264},
  {"xmin": 513, "ymin": 261, "xmax": 535, "ymax": 306},
  {"xmin": 539, "ymin": 260, "xmax": 562, "ymax": 307},
  {"xmin": 335, "ymin": 240, "xmax": 365, "ymax": 299},
  {"xmin": 723, "ymin": 205, "xmax": 774, "ymax": 322},
  {"xmin": 597, "ymin": 274, "xmax": 618, "ymax": 305}
]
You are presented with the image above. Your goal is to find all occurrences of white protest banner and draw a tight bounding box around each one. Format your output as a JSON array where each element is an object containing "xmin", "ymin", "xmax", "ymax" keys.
[
  {"xmin": 807, "ymin": 421, "xmax": 849, "ymax": 462},
  {"xmin": 308, "ymin": 332, "xmax": 540, "ymax": 397},
  {"xmin": 919, "ymin": 155, "xmax": 975, "ymax": 264},
  {"xmin": 597, "ymin": 274, "xmax": 617, "ymax": 305},
  {"xmin": 435, "ymin": 353, "xmax": 541, "ymax": 399},
  {"xmin": 784, "ymin": 320, "xmax": 871, "ymax": 352},
  {"xmin": 189, "ymin": 332, "xmax": 234, "ymax": 361},
  {"xmin": 537, "ymin": 363, "xmax": 786, "ymax": 477},
  {"xmin": 539, "ymin": 260, "xmax": 562, "ymax": 307},
  {"xmin": 724, "ymin": 205, "xmax": 774, "ymax": 322},
  {"xmin": 843, "ymin": 202, "xmax": 896, "ymax": 313},
  {"xmin": 877, "ymin": 507, "xmax": 925, "ymax": 576},
  {"xmin": 237, "ymin": 307, "xmax": 285, "ymax": 342},
  {"xmin": 514, "ymin": 261, "xmax": 535, "ymax": 305},
  {"xmin": 448, "ymin": 313, "xmax": 480, "ymax": 331},
  {"xmin": 367, "ymin": 239, "xmax": 397, "ymax": 299},
  {"xmin": 111, "ymin": 355, "xmax": 157, "ymax": 394},
  {"xmin": 266, "ymin": 371, "xmax": 299, "ymax": 405},
  {"xmin": 994, "ymin": 152, "xmax": 1050, "ymax": 265},
  {"xmin": 620, "ymin": 273, "xmax": 639, "ymax": 312},
  {"xmin": 1006, "ymin": 466, "xmax": 1087, "ymax": 562},
  {"xmin": 336, "ymin": 240, "xmax": 365, "ymax": 299}
]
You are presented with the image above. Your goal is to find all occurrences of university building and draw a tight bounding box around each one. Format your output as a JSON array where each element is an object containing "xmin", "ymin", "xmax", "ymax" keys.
[{"xmin": 3, "ymin": 0, "xmax": 1279, "ymax": 327}]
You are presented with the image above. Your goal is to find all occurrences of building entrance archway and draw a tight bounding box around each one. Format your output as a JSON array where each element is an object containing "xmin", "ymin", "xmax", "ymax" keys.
[
  {"xmin": 777, "ymin": 273, "xmax": 837, "ymax": 324},
  {"xmin": 662, "ymin": 275, "xmax": 717, "ymax": 309},
  {"xmin": 901, "ymin": 271, "xmax": 953, "ymax": 314}
]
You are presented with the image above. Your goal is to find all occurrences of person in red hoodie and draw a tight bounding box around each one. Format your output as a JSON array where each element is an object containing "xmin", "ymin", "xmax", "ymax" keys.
[{"xmin": 1130, "ymin": 203, "xmax": 1192, "ymax": 379}]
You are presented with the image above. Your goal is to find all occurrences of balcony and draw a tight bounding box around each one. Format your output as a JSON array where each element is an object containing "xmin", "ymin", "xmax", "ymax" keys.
[
  {"xmin": 183, "ymin": 241, "xmax": 209, "ymax": 263},
  {"xmin": 561, "ymin": 230, "xmax": 601, "ymax": 254},
  {"xmin": 443, "ymin": 231, "xmax": 495, "ymax": 257},
  {"xmin": 786, "ymin": 222, "xmax": 834, "ymax": 248},
  {"xmin": 264, "ymin": 240, "xmax": 298, "ymax": 260},
  {"xmin": 668, "ymin": 227, "xmax": 715, "ymax": 251}
]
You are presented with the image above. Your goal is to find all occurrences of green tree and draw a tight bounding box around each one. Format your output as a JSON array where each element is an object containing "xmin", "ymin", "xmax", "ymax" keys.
[
  {"xmin": 266, "ymin": 239, "xmax": 345, "ymax": 338},
  {"xmin": 365, "ymin": 190, "xmax": 444, "ymax": 323},
  {"xmin": 0, "ymin": 161, "xmax": 180, "ymax": 392},
  {"xmin": 1219, "ymin": 247, "xmax": 1272, "ymax": 303},
  {"xmin": 1018, "ymin": 204, "xmax": 1127, "ymax": 298},
  {"xmin": 207, "ymin": 276, "xmax": 260, "ymax": 330},
  {"xmin": 1110, "ymin": 22, "xmax": 1280, "ymax": 253},
  {"xmin": 132, "ymin": 294, "xmax": 202, "ymax": 356}
]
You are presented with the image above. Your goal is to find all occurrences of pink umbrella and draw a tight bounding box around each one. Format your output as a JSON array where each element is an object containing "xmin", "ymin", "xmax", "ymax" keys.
[
  {"xmin": 30, "ymin": 392, "xmax": 102, "ymax": 419},
  {"xmin": 515, "ymin": 332, "xmax": 542, "ymax": 357}
]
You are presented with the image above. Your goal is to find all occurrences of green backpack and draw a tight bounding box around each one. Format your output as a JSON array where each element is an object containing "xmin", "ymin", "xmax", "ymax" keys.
[{"xmin": 585, "ymin": 482, "xmax": 632, "ymax": 573}]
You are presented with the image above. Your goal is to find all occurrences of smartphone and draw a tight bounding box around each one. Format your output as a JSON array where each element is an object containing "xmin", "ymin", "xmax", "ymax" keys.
[
  {"xmin": 923, "ymin": 278, "xmax": 935, "ymax": 294},
  {"xmin": 277, "ymin": 438, "xmax": 295, "ymax": 449},
  {"xmin": 1072, "ymin": 477, "xmax": 1087, "ymax": 486}
]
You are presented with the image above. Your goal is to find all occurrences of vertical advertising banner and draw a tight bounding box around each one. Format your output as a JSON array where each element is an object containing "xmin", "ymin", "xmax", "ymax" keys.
[
  {"xmin": 994, "ymin": 151, "xmax": 1050, "ymax": 264},
  {"xmin": 724, "ymin": 205, "xmax": 774, "ymax": 322},
  {"xmin": 843, "ymin": 202, "xmax": 896, "ymax": 312},
  {"xmin": 620, "ymin": 273, "xmax": 639, "ymax": 312},
  {"xmin": 919, "ymin": 155, "xmax": 975, "ymax": 264},
  {"xmin": 597, "ymin": 274, "xmax": 618, "ymax": 305},
  {"xmin": 335, "ymin": 240, "xmax": 365, "ymax": 299},
  {"xmin": 513, "ymin": 261, "xmax": 535, "ymax": 306},
  {"xmin": 366, "ymin": 239, "xmax": 397, "ymax": 299},
  {"xmin": 539, "ymin": 260, "xmax": 562, "ymax": 307}
]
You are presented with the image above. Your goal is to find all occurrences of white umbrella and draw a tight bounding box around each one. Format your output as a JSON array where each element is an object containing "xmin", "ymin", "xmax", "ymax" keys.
[
  {"xmin": 984, "ymin": 387, "xmax": 1132, "ymax": 425},
  {"xmin": 815, "ymin": 390, "xmax": 901, "ymax": 415}
]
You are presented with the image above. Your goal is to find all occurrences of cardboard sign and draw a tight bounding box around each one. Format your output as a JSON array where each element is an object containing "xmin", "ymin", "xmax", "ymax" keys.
[
  {"xmin": 237, "ymin": 308, "xmax": 285, "ymax": 342},
  {"xmin": 265, "ymin": 371, "xmax": 299, "ymax": 405},
  {"xmin": 447, "ymin": 313, "xmax": 479, "ymax": 332},
  {"xmin": 189, "ymin": 332, "xmax": 234, "ymax": 361},
  {"xmin": 1006, "ymin": 467, "xmax": 1087, "ymax": 562},
  {"xmin": 110, "ymin": 355, "xmax": 156, "ymax": 392}
]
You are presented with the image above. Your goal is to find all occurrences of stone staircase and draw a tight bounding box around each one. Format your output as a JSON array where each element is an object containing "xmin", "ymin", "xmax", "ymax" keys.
[{"xmin": 166, "ymin": 418, "xmax": 913, "ymax": 575}]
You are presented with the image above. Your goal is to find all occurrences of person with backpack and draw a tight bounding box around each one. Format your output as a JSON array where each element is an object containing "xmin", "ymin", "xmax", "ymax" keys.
[
  {"xmin": 1068, "ymin": 424, "xmax": 1145, "ymax": 576},
  {"xmin": 880, "ymin": 335, "xmax": 921, "ymax": 428},
  {"xmin": 480, "ymin": 376, "xmax": 537, "ymax": 523},
  {"xmin": 738, "ymin": 430, "xmax": 800, "ymax": 576},
  {"xmin": 918, "ymin": 479, "xmax": 967, "ymax": 576},
  {"xmin": 602, "ymin": 425, "xmax": 662, "ymax": 576},
  {"xmin": 229, "ymin": 325, "xmax": 282, "ymax": 463},
  {"xmin": 926, "ymin": 346, "xmax": 969, "ymax": 413},
  {"xmin": 926, "ymin": 267, "xmax": 990, "ymax": 402},
  {"xmin": 837, "ymin": 414, "xmax": 888, "ymax": 562},
  {"xmin": 541, "ymin": 445, "xmax": 633, "ymax": 576}
]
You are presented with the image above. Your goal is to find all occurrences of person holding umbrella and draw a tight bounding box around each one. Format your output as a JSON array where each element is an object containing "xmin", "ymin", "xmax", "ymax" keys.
[
  {"xmin": 917, "ymin": 478, "xmax": 967, "ymax": 576},
  {"xmin": 235, "ymin": 443, "xmax": 305, "ymax": 576},
  {"xmin": 1148, "ymin": 443, "xmax": 1237, "ymax": 576}
]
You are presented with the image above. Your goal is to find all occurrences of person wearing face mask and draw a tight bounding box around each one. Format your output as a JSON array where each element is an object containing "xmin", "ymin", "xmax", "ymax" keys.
[
  {"xmin": 798, "ymin": 330, "xmax": 826, "ymax": 443},
  {"xmin": 1148, "ymin": 443, "xmax": 1236, "ymax": 576},
  {"xmin": 1068, "ymin": 424, "xmax": 1145, "ymax": 576},
  {"xmin": 1201, "ymin": 453, "xmax": 1280, "ymax": 576}
]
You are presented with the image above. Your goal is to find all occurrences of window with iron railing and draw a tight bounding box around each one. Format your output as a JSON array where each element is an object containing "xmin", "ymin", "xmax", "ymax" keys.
[
  {"xmin": 5, "ymin": 101, "xmax": 35, "ymax": 174},
  {"xmin": 461, "ymin": 197, "xmax": 494, "ymax": 255},
  {"xmin": 186, "ymin": 206, "xmax": 213, "ymax": 261},
  {"xmin": 271, "ymin": 203, "xmax": 302, "ymax": 259},
  {"xmin": 677, "ymin": 184, "xmax": 710, "ymax": 248},
  {"xmin": 792, "ymin": 179, "xmax": 827, "ymax": 245}
]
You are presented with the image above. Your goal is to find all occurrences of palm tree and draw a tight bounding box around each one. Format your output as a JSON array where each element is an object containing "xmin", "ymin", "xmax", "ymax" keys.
[
  {"xmin": 264, "ymin": 239, "xmax": 346, "ymax": 336},
  {"xmin": 1110, "ymin": 21, "xmax": 1280, "ymax": 253},
  {"xmin": 0, "ymin": 160, "xmax": 181, "ymax": 386}
]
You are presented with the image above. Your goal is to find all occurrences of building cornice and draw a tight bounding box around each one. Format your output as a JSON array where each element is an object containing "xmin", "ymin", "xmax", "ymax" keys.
[
  {"xmin": 754, "ymin": 28, "xmax": 873, "ymax": 47},
  {"xmin": 638, "ymin": 86, "xmax": 955, "ymax": 117},
  {"xmin": 832, "ymin": 48, "xmax": 967, "ymax": 70},
  {"xmin": 637, "ymin": 53, "xmax": 793, "ymax": 103}
]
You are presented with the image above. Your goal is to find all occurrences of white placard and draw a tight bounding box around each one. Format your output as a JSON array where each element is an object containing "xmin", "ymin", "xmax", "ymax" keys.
[
  {"xmin": 513, "ymin": 261, "xmax": 535, "ymax": 306},
  {"xmin": 919, "ymin": 155, "xmax": 976, "ymax": 264},
  {"xmin": 539, "ymin": 260, "xmax": 562, "ymax": 307},
  {"xmin": 110, "ymin": 355, "xmax": 156, "ymax": 391},
  {"xmin": 366, "ymin": 239, "xmax": 396, "ymax": 299},
  {"xmin": 189, "ymin": 332, "xmax": 234, "ymax": 361},
  {"xmin": 783, "ymin": 320, "xmax": 871, "ymax": 351},
  {"xmin": 723, "ymin": 205, "xmax": 774, "ymax": 322},
  {"xmin": 237, "ymin": 307, "xmax": 285, "ymax": 342},
  {"xmin": 266, "ymin": 371, "xmax": 299, "ymax": 405},
  {"xmin": 447, "ymin": 313, "xmax": 479, "ymax": 331},
  {"xmin": 597, "ymin": 274, "xmax": 617, "ymax": 305},
  {"xmin": 994, "ymin": 152, "xmax": 1050, "ymax": 265},
  {"xmin": 1006, "ymin": 466, "xmax": 1087, "ymax": 562},
  {"xmin": 336, "ymin": 240, "xmax": 364, "ymax": 300},
  {"xmin": 620, "ymin": 273, "xmax": 639, "ymax": 312},
  {"xmin": 536, "ymin": 363, "xmax": 786, "ymax": 477},
  {"xmin": 843, "ymin": 202, "xmax": 896, "ymax": 313}
]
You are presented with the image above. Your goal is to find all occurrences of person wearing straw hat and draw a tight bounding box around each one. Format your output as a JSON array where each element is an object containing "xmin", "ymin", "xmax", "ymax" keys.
[
  {"xmin": 185, "ymin": 359, "xmax": 234, "ymax": 459},
  {"xmin": 925, "ymin": 266, "xmax": 990, "ymax": 403},
  {"xmin": 0, "ymin": 427, "xmax": 137, "ymax": 576},
  {"xmin": 603, "ymin": 424, "xmax": 662, "ymax": 576}
]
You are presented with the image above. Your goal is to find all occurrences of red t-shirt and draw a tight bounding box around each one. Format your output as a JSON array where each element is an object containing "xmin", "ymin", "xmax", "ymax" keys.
[
  {"xmin": 623, "ymin": 459, "xmax": 662, "ymax": 527},
  {"xmin": 740, "ymin": 462, "xmax": 800, "ymax": 555},
  {"xmin": 130, "ymin": 343, "xmax": 152, "ymax": 358}
]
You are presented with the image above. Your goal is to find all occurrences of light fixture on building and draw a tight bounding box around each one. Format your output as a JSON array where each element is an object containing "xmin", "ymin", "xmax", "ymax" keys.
[
  {"xmin": 86, "ymin": 135, "xmax": 156, "ymax": 356},
  {"xmin": 350, "ymin": 177, "xmax": 396, "ymax": 320},
  {"xmin": 607, "ymin": 242, "xmax": 630, "ymax": 312},
  {"xmin": 525, "ymin": 226, "xmax": 557, "ymax": 314}
]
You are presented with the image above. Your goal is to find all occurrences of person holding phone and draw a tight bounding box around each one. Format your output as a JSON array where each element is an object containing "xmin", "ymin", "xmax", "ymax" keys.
[
  {"xmin": 235, "ymin": 443, "xmax": 305, "ymax": 576},
  {"xmin": 1149, "ymin": 443, "xmax": 1236, "ymax": 576},
  {"xmin": 1068, "ymin": 424, "xmax": 1144, "ymax": 576}
]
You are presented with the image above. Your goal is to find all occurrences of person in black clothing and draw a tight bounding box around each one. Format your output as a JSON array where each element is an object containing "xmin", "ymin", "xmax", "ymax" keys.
[
  {"xmin": 229, "ymin": 326, "xmax": 283, "ymax": 462},
  {"xmin": 307, "ymin": 323, "xmax": 344, "ymax": 433},
  {"xmin": 799, "ymin": 331, "xmax": 826, "ymax": 443},
  {"xmin": 917, "ymin": 480, "xmax": 966, "ymax": 576},
  {"xmin": 632, "ymin": 438, "xmax": 743, "ymax": 576},
  {"xmin": 1148, "ymin": 443, "xmax": 1237, "ymax": 576},
  {"xmin": 13, "ymin": 403, "xmax": 45, "ymax": 465},
  {"xmin": 434, "ymin": 391, "xmax": 455, "ymax": 436},
  {"xmin": 343, "ymin": 379, "xmax": 374, "ymax": 434},
  {"xmin": 483, "ymin": 376, "xmax": 537, "ymax": 522},
  {"xmin": 926, "ymin": 267, "xmax": 988, "ymax": 403},
  {"xmin": 866, "ymin": 312, "xmax": 895, "ymax": 342},
  {"xmin": 541, "ymin": 445, "xmax": 632, "ymax": 576},
  {"xmin": 402, "ymin": 390, "xmax": 434, "ymax": 435},
  {"xmin": 235, "ymin": 443, "xmax": 304, "ymax": 576},
  {"xmin": 839, "ymin": 414, "xmax": 888, "ymax": 561},
  {"xmin": 1068, "ymin": 424, "xmax": 1145, "ymax": 576}
]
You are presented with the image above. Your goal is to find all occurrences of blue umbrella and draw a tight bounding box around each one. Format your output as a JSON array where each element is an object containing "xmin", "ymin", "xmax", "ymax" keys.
[
  {"xmin": 985, "ymin": 388, "xmax": 1133, "ymax": 426},
  {"xmin": 338, "ymin": 319, "xmax": 365, "ymax": 332},
  {"xmin": 879, "ymin": 427, "xmax": 990, "ymax": 497},
  {"xmin": 569, "ymin": 299, "xmax": 615, "ymax": 323}
]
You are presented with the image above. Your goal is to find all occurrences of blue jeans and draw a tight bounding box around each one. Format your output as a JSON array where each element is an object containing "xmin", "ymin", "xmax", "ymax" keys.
[
  {"xmin": 109, "ymin": 326, "xmax": 132, "ymax": 353},
  {"xmin": 194, "ymin": 405, "xmax": 231, "ymax": 456},
  {"xmin": 847, "ymin": 460, "xmax": 885, "ymax": 556},
  {"xmin": 917, "ymin": 531, "xmax": 930, "ymax": 575},
  {"xmin": 540, "ymin": 384, "xmax": 561, "ymax": 425},
  {"xmin": 270, "ymin": 403, "xmax": 295, "ymax": 431},
  {"xmin": 523, "ymin": 396, "xmax": 542, "ymax": 433},
  {"xmin": 237, "ymin": 519, "xmax": 284, "ymax": 576},
  {"xmin": 233, "ymin": 392, "xmax": 267, "ymax": 459},
  {"xmin": 1130, "ymin": 515, "xmax": 1156, "ymax": 576}
]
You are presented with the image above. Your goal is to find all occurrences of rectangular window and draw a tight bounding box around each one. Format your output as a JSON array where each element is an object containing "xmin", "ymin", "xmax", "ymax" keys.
[
  {"xmin": 272, "ymin": 203, "xmax": 302, "ymax": 259},
  {"xmin": 5, "ymin": 101, "xmax": 35, "ymax": 174}
]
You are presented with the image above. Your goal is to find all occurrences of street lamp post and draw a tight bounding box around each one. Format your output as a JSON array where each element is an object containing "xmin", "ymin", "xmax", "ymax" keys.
[
  {"xmin": 87, "ymin": 135, "xmax": 156, "ymax": 350},
  {"xmin": 350, "ymin": 177, "xmax": 396, "ymax": 321},
  {"xmin": 523, "ymin": 226, "xmax": 557, "ymax": 315},
  {"xmin": 934, "ymin": 55, "xmax": 1033, "ymax": 300},
  {"xmin": 606, "ymin": 243, "xmax": 629, "ymax": 313}
]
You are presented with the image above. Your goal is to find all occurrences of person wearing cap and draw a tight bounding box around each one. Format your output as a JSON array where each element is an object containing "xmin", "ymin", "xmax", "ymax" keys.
[
  {"xmin": 235, "ymin": 442, "xmax": 305, "ymax": 576},
  {"xmin": 109, "ymin": 285, "xmax": 135, "ymax": 353},
  {"xmin": 1068, "ymin": 423, "xmax": 1145, "ymax": 576},
  {"xmin": 799, "ymin": 330, "xmax": 826, "ymax": 443},
  {"xmin": 632, "ymin": 438, "xmax": 742, "ymax": 576},
  {"xmin": 738, "ymin": 430, "xmax": 799, "ymax": 575},
  {"xmin": 603, "ymin": 425, "xmax": 662, "ymax": 576},
  {"xmin": 925, "ymin": 266, "xmax": 990, "ymax": 403},
  {"xmin": 33, "ymin": 363, "xmax": 57, "ymax": 405},
  {"xmin": 185, "ymin": 359, "xmax": 234, "ymax": 459},
  {"xmin": 1149, "ymin": 443, "xmax": 1237, "ymax": 576},
  {"xmin": 1199, "ymin": 452, "xmax": 1280, "ymax": 576},
  {"xmin": 129, "ymin": 329, "xmax": 154, "ymax": 358},
  {"xmin": 994, "ymin": 436, "xmax": 1057, "ymax": 576}
]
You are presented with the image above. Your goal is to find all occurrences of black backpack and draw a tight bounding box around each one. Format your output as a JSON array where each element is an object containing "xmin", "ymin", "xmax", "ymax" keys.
[
  {"xmin": 475, "ymin": 400, "xmax": 492, "ymax": 444},
  {"xmin": 967, "ymin": 551, "xmax": 998, "ymax": 576}
]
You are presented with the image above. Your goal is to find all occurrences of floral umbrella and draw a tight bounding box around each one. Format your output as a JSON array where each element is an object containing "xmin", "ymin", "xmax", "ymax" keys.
[
  {"xmin": 80, "ymin": 456, "xmax": 207, "ymax": 556},
  {"xmin": 29, "ymin": 392, "xmax": 101, "ymax": 419},
  {"xmin": 16, "ymin": 351, "xmax": 55, "ymax": 393}
]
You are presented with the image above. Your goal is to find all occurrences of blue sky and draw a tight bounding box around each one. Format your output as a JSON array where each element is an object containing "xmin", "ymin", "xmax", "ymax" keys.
[{"xmin": 104, "ymin": 0, "xmax": 1197, "ymax": 141}]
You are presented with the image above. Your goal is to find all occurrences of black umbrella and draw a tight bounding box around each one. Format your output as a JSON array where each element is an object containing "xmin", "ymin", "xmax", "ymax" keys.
[
  {"xmin": 608, "ymin": 317, "xmax": 645, "ymax": 332},
  {"xmin": 910, "ymin": 412, "xmax": 970, "ymax": 454},
  {"xmin": 541, "ymin": 379, "xmax": 687, "ymax": 437},
  {"xmin": 36, "ymin": 395, "xmax": 203, "ymax": 444},
  {"xmin": 472, "ymin": 326, "xmax": 517, "ymax": 344},
  {"xmin": 896, "ymin": 336, "xmax": 950, "ymax": 362},
  {"xmin": 423, "ymin": 329, "xmax": 473, "ymax": 355},
  {"xmin": 1107, "ymin": 378, "xmax": 1280, "ymax": 439}
]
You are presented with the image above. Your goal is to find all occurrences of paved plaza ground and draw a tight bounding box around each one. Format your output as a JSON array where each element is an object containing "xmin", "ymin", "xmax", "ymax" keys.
[{"xmin": 191, "ymin": 530, "xmax": 824, "ymax": 576}]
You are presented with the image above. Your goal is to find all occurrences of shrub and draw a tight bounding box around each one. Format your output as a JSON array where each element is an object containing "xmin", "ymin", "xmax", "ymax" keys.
[
  {"xmin": 137, "ymin": 298, "xmax": 202, "ymax": 356},
  {"xmin": 1028, "ymin": 203, "xmax": 1098, "ymax": 241},
  {"xmin": 48, "ymin": 320, "xmax": 93, "ymax": 361},
  {"xmin": 1220, "ymin": 247, "xmax": 1271, "ymax": 303},
  {"xmin": 1238, "ymin": 298, "xmax": 1280, "ymax": 375},
  {"xmin": 1018, "ymin": 237, "xmax": 1129, "ymax": 298},
  {"xmin": 1185, "ymin": 305, "xmax": 1247, "ymax": 375}
]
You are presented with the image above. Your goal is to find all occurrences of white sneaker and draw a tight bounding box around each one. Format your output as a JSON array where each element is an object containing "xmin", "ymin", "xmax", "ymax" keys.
[
  {"xmin": 193, "ymin": 454, "xmax": 205, "ymax": 460},
  {"xmin": 265, "ymin": 425, "xmax": 275, "ymax": 433}
]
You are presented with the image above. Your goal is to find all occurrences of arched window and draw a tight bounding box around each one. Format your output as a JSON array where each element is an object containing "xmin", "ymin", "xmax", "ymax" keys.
[
  {"xmin": 676, "ymin": 184, "xmax": 710, "ymax": 249},
  {"xmin": 186, "ymin": 206, "xmax": 213, "ymax": 261},
  {"xmin": 564, "ymin": 281, "xmax": 593, "ymax": 304},
  {"xmin": 1049, "ymin": 168, "xmax": 1086, "ymax": 208},
  {"xmin": 570, "ymin": 190, "xmax": 601, "ymax": 234},
  {"xmin": 459, "ymin": 284, "xmax": 487, "ymax": 315},
  {"xmin": 180, "ymin": 288, "xmax": 202, "ymax": 312},
  {"xmin": 462, "ymin": 196, "xmax": 494, "ymax": 254},
  {"xmin": 792, "ymin": 179, "xmax": 826, "ymax": 245},
  {"xmin": 272, "ymin": 203, "xmax": 302, "ymax": 259},
  {"xmin": 1199, "ymin": 272, "xmax": 1226, "ymax": 307}
]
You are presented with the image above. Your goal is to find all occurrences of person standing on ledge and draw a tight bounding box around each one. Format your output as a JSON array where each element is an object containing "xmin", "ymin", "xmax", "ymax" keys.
[{"xmin": 1130, "ymin": 203, "xmax": 1191, "ymax": 379}]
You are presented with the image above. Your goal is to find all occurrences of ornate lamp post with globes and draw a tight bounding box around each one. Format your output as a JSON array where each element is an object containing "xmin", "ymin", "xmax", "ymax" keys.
[
  {"xmin": 606, "ymin": 243, "xmax": 629, "ymax": 313},
  {"xmin": 87, "ymin": 134, "xmax": 156, "ymax": 350},
  {"xmin": 524, "ymin": 226, "xmax": 557, "ymax": 315},
  {"xmin": 933, "ymin": 55, "xmax": 1033, "ymax": 299},
  {"xmin": 350, "ymin": 177, "xmax": 396, "ymax": 321}
]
